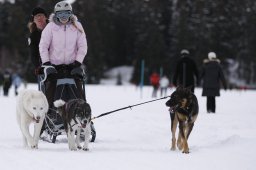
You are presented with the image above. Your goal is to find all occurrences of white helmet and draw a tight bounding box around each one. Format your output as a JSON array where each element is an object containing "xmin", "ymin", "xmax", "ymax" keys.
[
  {"xmin": 54, "ymin": 1, "xmax": 72, "ymax": 13},
  {"xmin": 208, "ymin": 52, "xmax": 217, "ymax": 60},
  {"xmin": 180, "ymin": 49, "xmax": 189, "ymax": 55}
]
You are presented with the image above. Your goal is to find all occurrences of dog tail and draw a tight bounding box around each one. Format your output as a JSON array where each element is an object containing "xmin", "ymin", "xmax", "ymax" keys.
[{"xmin": 53, "ymin": 99, "xmax": 66, "ymax": 108}]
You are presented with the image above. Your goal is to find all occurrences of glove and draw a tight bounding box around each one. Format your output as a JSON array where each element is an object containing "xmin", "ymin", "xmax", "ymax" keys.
[
  {"xmin": 42, "ymin": 61, "xmax": 52, "ymax": 66},
  {"xmin": 69, "ymin": 61, "xmax": 81, "ymax": 69}
]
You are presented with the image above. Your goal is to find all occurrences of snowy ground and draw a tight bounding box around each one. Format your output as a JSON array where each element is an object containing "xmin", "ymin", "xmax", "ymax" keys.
[{"xmin": 0, "ymin": 84, "xmax": 255, "ymax": 170}]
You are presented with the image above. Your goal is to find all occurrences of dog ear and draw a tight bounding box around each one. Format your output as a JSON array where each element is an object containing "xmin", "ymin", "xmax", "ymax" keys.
[{"xmin": 85, "ymin": 103, "xmax": 91, "ymax": 114}]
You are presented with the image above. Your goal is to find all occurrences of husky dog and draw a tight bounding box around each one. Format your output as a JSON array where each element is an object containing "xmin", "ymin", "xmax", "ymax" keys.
[
  {"xmin": 54, "ymin": 99, "xmax": 91, "ymax": 151},
  {"xmin": 16, "ymin": 90, "xmax": 49, "ymax": 149},
  {"xmin": 166, "ymin": 86, "xmax": 199, "ymax": 153}
]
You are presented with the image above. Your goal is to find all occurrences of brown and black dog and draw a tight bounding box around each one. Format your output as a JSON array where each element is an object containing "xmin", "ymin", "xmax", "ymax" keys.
[{"xmin": 166, "ymin": 86, "xmax": 199, "ymax": 154}]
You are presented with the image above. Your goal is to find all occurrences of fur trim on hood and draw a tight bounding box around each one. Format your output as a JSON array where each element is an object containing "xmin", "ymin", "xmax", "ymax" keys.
[
  {"xmin": 203, "ymin": 58, "xmax": 220, "ymax": 64},
  {"xmin": 48, "ymin": 13, "xmax": 83, "ymax": 33}
]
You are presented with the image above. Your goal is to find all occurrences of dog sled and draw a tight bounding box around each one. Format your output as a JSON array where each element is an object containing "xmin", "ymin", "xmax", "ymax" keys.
[{"xmin": 38, "ymin": 64, "xmax": 96, "ymax": 143}]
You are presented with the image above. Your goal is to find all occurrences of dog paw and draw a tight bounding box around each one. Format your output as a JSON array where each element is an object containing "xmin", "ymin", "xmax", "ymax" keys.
[
  {"xmin": 69, "ymin": 146, "xmax": 77, "ymax": 151},
  {"xmin": 182, "ymin": 150, "xmax": 189, "ymax": 154},
  {"xmin": 31, "ymin": 144, "xmax": 38, "ymax": 149},
  {"xmin": 83, "ymin": 148, "xmax": 89, "ymax": 151},
  {"xmin": 30, "ymin": 141, "xmax": 38, "ymax": 149},
  {"xmin": 170, "ymin": 147, "xmax": 176, "ymax": 151},
  {"xmin": 70, "ymin": 148, "xmax": 77, "ymax": 151}
]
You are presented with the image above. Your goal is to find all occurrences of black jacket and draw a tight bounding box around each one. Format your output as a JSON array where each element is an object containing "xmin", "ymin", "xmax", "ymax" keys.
[
  {"xmin": 173, "ymin": 55, "xmax": 199, "ymax": 88},
  {"xmin": 29, "ymin": 29, "xmax": 42, "ymax": 68},
  {"xmin": 200, "ymin": 59, "xmax": 227, "ymax": 96}
]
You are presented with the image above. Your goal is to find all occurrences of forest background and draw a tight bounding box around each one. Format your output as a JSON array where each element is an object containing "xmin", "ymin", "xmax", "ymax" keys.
[{"xmin": 0, "ymin": 0, "xmax": 255, "ymax": 87}]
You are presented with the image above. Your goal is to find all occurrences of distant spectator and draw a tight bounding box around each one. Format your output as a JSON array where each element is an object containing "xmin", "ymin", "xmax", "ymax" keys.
[
  {"xmin": 159, "ymin": 75, "xmax": 170, "ymax": 97},
  {"xmin": 0, "ymin": 71, "xmax": 3, "ymax": 95},
  {"xmin": 173, "ymin": 49, "xmax": 199, "ymax": 93},
  {"xmin": 200, "ymin": 52, "xmax": 227, "ymax": 113},
  {"xmin": 12, "ymin": 73, "xmax": 22, "ymax": 96},
  {"xmin": 116, "ymin": 73, "xmax": 122, "ymax": 85},
  {"xmin": 150, "ymin": 72, "xmax": 160, "ymax": 98},
  {"xmin": 3, "ymin": 70, "xmax": 12, "ymax": 96}
]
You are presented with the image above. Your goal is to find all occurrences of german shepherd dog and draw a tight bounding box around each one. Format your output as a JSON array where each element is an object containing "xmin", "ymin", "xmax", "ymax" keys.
[
  {"xmin": 54, "ymin": 99, "xmax": 91, "ymax": 151},
  {"xmin": 166, "ymin": 86, "xmax": 199, "ymax": 153}
]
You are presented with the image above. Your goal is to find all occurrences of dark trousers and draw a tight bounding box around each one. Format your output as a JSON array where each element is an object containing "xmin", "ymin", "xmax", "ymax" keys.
[
  {"xmin": 160, "ymin": 87, "xmax": 167, "ymax": 97},
  {"xmin": 152, "ymin": 85, "xmax": 158, "ymax": 98},
  {"xmin": 206, "ymin": 96, "xmax": 215, "ymax": 113}
]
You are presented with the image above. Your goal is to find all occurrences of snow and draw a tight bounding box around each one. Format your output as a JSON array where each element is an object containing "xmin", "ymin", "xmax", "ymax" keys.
[
  {"xmin": 101, "ymin": 65, "xmax": 134, "ymax": 85},
  {"xmin": 0, "ymin": 84, "xmax": 255, "ymax": 170}
]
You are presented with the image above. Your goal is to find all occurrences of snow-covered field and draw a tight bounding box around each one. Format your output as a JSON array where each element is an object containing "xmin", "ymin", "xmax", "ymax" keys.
[{"xmin": 0, "ymin": 84, "xmax": 255, "ymax": 170}]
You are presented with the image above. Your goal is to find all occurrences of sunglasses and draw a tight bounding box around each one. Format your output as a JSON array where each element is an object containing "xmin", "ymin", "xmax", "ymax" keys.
[{"xmin": 55, "ymin": 10, "xmax": 72, "ymax": 21}]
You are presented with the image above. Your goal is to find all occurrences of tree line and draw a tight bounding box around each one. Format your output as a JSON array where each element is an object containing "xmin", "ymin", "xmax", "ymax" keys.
[{"xmin": 0, "ymin": 0, "xmax": 255, "ymax": 86}]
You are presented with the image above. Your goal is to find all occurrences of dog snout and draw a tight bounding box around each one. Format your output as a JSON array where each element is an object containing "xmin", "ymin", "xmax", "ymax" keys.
[
  {"xmin": 81, "ymin": 120, "xmax": 88, "ymax": 128},
  {"xmin": 36, "ymin": 116, "xmax": 41, "ymax": 120},
  {"xmin": 34, "ymin": 116, "xmax": 41, "ymax": 123}
]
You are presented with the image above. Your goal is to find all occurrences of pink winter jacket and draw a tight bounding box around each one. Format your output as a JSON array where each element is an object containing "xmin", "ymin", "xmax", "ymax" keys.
[{"xmin": 39, "ymin": 19, "xmax": 87, "ymax": 65}]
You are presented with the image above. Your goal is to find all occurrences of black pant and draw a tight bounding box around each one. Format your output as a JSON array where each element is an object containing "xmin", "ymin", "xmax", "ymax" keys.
[
  {"xmin": 152, "ymin": 85, "xmax": 158, "ymax": 98},
  {"xmin": 206, "ymin": 96, "xmax": 215, "ymax": 113},
  {"xmin": 160, "ymin": 87, "xmax": 167, "ymax": 97}
]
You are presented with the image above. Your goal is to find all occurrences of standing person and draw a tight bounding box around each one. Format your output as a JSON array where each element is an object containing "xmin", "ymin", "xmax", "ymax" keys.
[
  {"xmin": 12, "ymin": 72, "xmax": 22, "ymax": 96},
  {"xmin": 0, "ymin": 71, "xmax": 3, "ymax": 95},
  {"xmin": 200, "ymin": 52, "xmax": 227, "ymax": 113},
  {"xmin": 39, "ymin": 0, "xmax": 87, "ymax": 105},
  {"xmin": 159, "ymin": 75, "xmax": 169, "ymax": 97},
  {"xmin": 173, "ymin": 49, "xmax": 199, "ymax": 93},
  {"xmin": 150, "ymin": 71, "xmax": 160, "ymax": 98},
  {"xmin": 3, "ymin": 70, "xmax": 12, "ymax": 96},
  {"xmin": 28, "ymin": 7, "xmax": 48, "ymax": 73}
]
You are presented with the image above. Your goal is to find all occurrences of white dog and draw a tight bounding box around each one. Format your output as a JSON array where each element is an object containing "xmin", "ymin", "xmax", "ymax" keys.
[{"xmin": 16, "ymin": 89, "xmax": 49, "ymax": 149}]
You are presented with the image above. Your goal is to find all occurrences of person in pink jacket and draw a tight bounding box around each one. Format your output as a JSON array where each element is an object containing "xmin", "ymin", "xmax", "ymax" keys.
[
  {"xmin": 39, "ymin": 1, "xmax": 87, "ymax": 67},
  {"xmin": 39, "ymin": 1, "xmax": 87, "ymax": 112}
]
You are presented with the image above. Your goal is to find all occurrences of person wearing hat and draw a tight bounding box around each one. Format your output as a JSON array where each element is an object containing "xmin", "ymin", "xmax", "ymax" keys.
[
  {"xmin": 200, "ymin": 52, "xmax": 227, "ymax": 113},
  {"xmin": 39, "ymin": 1, "xmax": 87, "ymax": 68},
  {"xmin": 28, "ymin": 7, "xmax": 48, "ymax": 72},
  {"xmin": 39, "ymin": 1, "xmax": 87, "ymax": 105},
  {"xmin": 172, "ymin": 49, "xmax": 199, "ymax": 93}
]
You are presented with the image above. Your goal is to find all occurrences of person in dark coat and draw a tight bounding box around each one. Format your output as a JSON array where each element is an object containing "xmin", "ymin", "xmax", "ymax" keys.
[
  {"xmin": 173, "ymin": 49, "xmax": 199, "ymax": 93},
  {"xmin": 200, "ymin": 52, "xmax": 227, "ymax": 113},
  {"xmin": 3, "ymin": 70, "xmax": 12, "ymax": 96},
  {"xmin": 28, "ymin": 7, "xmax": 48, "ymax": 73}
]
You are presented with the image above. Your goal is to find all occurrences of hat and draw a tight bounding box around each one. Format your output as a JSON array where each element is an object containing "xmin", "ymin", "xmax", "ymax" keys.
[
  {"xmin": 31, "ymin": 7, "xmax": 47, "ymax": 17},
  {"xmin": 180, "ymin": 49, "xmax": 190, "ymax": 55},
  {"xmin": 208, "ymin": 52, "xmax": 217, "ymax": 60}
]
